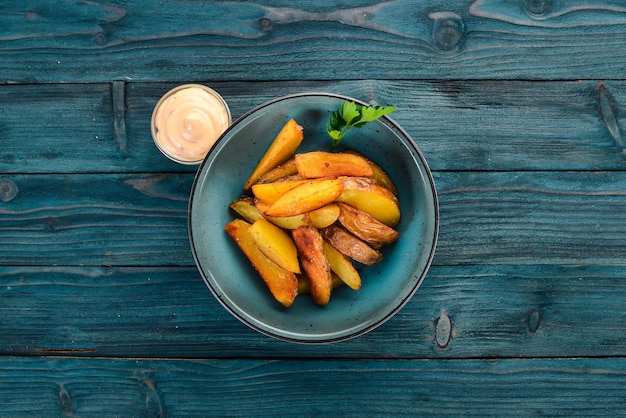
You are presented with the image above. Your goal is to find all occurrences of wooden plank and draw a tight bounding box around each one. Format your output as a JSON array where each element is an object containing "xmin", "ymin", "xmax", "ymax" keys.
[
  {"xmin": 0, "ymin": 173, "xmax": 195, "ymax": 266},
  {"xmin": 1, "ymin": 265, "xmax": 625, "ymax": 359},
  {"xmin": 2, "ymin": 80, "xmax": 626, "ymax": 174},
  {"xmin": 434, "ymin": 170, "xmax": 626, "ymax": 265},
  {"xmin": 1, "ymin": 171, "xmax": 623, "ymax": 266},
  {"xmin": 0, "ymin": 356, "xmax": 624, "ymax": 416},
  {"xmin": 2, "ymin": 1, "xmax": 626, "ymax": 83}
]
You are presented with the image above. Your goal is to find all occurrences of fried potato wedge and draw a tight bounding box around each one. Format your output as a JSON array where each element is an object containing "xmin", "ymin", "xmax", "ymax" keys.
[
  {"xmin": 309, "ymin": 203, "xmax": 340, "ymax": 229},
  {"xmin": 292, "ymin": 226, "xmax": 332, "ymax": 305},
  {"xmin": 257, "ymin": 158, "xmax": 298, "ymax": 183},
  {"xmin": 225, "ymin": 219, "xmax": 298, "ymax": 307},
  {"xmin": 229, "ymin": 197, "xmax": 263, "ymax": 223},
  {"xmin": 255, "ymin": 201, "xmax": 308, "ymax": 230},
  {"xmin": 248, "ymin": 218, "xmax": 301, "ymax": 274},
  {"xmin": 365, "ymin": 158, "xmax": 398, "ymax": 196},
  {"xmin": 345, "ymin": 151, "xmax": 398, "ymax": 195},
  {"xmin": 298, "ymin": 273, "xmax": 344, "ymax": 295},
  {"xmin": 323, "ymin": 241, "xmax": 361, "ymax": 290},
  {"xmin": 252, "ymin": 179, "xmax": 308, "ymax": 204},
  {"xmin": 264, "ymin": 178, "xmax": 343, "ymax": 218},
  {"xmin": 337, "ymin": 202, "xmax": 399, "ymax": 247},
  {"xmin": 295, "ymin": 151, "xmax": 373, "ymax": 178},
  {"xmin": 338, "ymin": 177, "xmax": 400, "ymax": 227},
  {"xmin": 322, "ymin": 224, "xmax": 382, "ymax": 266},
  {"xmin": 244, "ymin": 119, "xmax": 304, "ymax": 190}
]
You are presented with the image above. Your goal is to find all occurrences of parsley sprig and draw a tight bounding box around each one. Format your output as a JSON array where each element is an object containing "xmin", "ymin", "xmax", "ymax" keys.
[{"xmin": 326, "ymin": 101, "xmax": 396, "ymax": 150}]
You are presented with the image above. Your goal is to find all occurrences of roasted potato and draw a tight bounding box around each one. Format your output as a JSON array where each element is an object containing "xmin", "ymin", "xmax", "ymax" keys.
[
  {"xmin": 248, "ymin": 218, "xmax": 301, "ymax": 274},
  {"xmin": 338, "ymin": 177, "xmax": 401, "ymax": 227},
  {"xmin": 323, "ymin": 241, "xmax": 361, "ymax": 290},
  {"xmin": 298, "ymin": 273, "xmax": 344, "ymax": 295},
  {"xmin": 292, "ymin": 226, "xmax": 332, "ymax": 305},
  {"xmin": 295, "ymin": 151, "xmax": 373, "ymax": 178},
  {"xmin": 257, "ymin": 158, "xmax": 299, "ymax": 183},
  {"xmin": 244, "ymin": 119, "xmax": 304, "ymax": 190},
  {"xmin": 321, "ymin": 224, "xmax": 382, "ymax": 266},
  {"xmin": 228, "ymin": 118, "xmax": 402, "ymax": 307},
  {"xmin": 229, "ymin": 197, "xmax": 263, "ymax": 223},
  {"xmin": 225, "ymin": 219, "xmax": 298, "ymax": 307},
  {"xmin": 264, "ymin": 178, "xmax": 344, "ymax": 218},
  {"xmin": 252, "ymin": 179, "xmax": 308, "ymax": 204},
  {"xmin": 337, "ymin": 202, "xmax": 399, "ymax": 247}
]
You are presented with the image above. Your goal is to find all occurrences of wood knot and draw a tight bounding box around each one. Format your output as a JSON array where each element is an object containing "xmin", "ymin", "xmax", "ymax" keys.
[
  {"xmin": 597, "ymin": 81, "xmax": 625, "ymax": 150},
  {"xmin": 93, "ymin": 32, "xmax": 107, "ymax": 45},
  {"xmin": 0, "ymin": 178, "xmax": 18, "ymax": 202},
  {"xmin": 58, "ymin": 383, "xmax": 75, "ymax": 415},
  {"xmin": 522, "ymin": 0, "xmax": 552, "ymax": 17},
  {"xmin": 258, "ymin": 17, "xmax": 273, "ymax": 32},
  {"xmin": 527, "ymin": 309, "xmax": 541, "ymax": 333},
  {"xmin": 435, "ymin": 311, "xmax": 452, "ymax": 348},
  {"xmin": 430, "ymin": 13, "xmax": 465, "ymax": 52}
]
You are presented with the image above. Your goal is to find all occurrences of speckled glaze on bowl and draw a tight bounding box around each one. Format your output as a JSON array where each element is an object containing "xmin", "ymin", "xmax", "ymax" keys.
[{"xmin": 188, "ymin": 93, "xmax": 438, "ymax": 343}]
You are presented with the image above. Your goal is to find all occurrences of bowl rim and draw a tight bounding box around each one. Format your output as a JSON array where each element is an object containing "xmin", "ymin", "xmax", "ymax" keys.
[{"xmin": 188, "ymin": 91, "xmax": 439, "ymax": 343}]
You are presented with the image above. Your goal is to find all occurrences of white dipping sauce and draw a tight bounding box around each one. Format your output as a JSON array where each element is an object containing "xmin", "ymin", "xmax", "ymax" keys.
[{"xmin": 151, "ymin": 84, "xmax": 231, "ymax": 164}]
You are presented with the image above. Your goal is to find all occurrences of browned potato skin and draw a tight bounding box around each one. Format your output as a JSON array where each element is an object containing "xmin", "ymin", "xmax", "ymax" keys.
[
  {"xmin": 321, "ymin": 224, "xmax": 382, "ymax": 266},
  {"xmin": 336, "ymin": 202, "xmax": 399, "ymax": 247},
  {"xmin": 346, "ymin": 151, "xmax": 398, "ymax": 196},
  {"xmin": 225, "ymin": 219, "xmax": 298, "ymax": 307},
  {"xmin": 295, "ymin": 151, "xmax": 374, "ymax": 178},
  {"xmin": 292, "ymin": 226, "xmax": 332, "ymax": 306},
  {"xmin": 338, "ymin": 177, "xmax": 401, "ymax": 227}
]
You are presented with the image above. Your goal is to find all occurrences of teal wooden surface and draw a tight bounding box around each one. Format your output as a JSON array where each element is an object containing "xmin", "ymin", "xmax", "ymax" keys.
[
  {"xmin": 0, "ymin": 356, "xmax": 625, "ymax": 416},
  {"xmin": 3, "ymin": 80, "xmax": 626, "ymax": 173},
  {"xmin": 1, "ymin": 265, "xmax": 625, "ymax": 359},
  {"xmin": 2, "ymin": 1, "xmax": 626, "ymax": 83},
  {"xmin": 1, "ymin": 172, "xmax": 623, "ymax": 266},
  {"xmin": 1, "ymin": 0, "xmax": 626, "ymax": 415}
]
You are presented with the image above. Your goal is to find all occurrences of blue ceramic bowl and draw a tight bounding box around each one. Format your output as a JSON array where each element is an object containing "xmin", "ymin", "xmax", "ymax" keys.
[{"xmin": 189, "ymin": 93, "xmax": 438, "ymax": 343}]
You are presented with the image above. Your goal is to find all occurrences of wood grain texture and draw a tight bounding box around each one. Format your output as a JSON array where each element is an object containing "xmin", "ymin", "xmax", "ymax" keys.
[
  {"xmin": 1, "ymin": 172, "xmax": 623, "ymax": 266},
  {"xmin": 2, "ymin": 80, "xmax": 625, "ymax": 174},
  {"xmin": 0, "ymin": 356, "xmax": 624, "ymax": 416},
  {"xmin": 0, "ymin": 173, "xmax": 194, "ymax": 266},
  {"xmin": 1, "ymin": 265, "xmax": 625, "ymax": 359},
  {"xmin": 434, "ymin": 170, "xmax": 626, "ymax": 265},
  {"xmin": 2, "ymin": 1, "xmax": 626, "ymax": 83}
]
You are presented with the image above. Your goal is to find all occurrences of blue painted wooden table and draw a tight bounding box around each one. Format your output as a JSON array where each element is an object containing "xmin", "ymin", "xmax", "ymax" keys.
[{"xmin": 1, "ymin": 1, "xmax": 626, "ymax": 415}]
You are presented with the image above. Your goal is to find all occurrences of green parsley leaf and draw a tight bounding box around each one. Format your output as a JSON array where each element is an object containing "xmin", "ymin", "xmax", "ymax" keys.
[{"xmin": 326, "ymin": 100, "xmax": 396, "ymax": 150}]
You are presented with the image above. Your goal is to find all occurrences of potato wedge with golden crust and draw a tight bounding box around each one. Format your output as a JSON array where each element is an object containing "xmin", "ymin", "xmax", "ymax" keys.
[
  {"xmin": 255, "ymin": 201, "xmax": 309, "ymax": 230},
  {"xmin": 309, "ymin": 203, "xmax": 340, "ymax": 229},
  {"xmin": 229, "ymin": 197, "xmax": 264, "ymax": 223},
  {"xmin": 321, "ymin": 224, "xmax": 382, "ymax": 266},
  {"xmin": 298, "ymin": 273, "xmax": 344, "ymax": 295},
  {"xmin": 252, "ymin": 179, "xmax": 308, "ymax": 204},
  {"xmin": 365, "ymin": 159, "xmax": 398, "ymax": 196},
  {"xmin": 295, "ymin": 151, "xmax": 374, "ymax": 178},
  {"xmin": 264, "ymin": 178, "xmax": 343, "ymax": 218},
  {"xmin": 244, "ymin": 119, "xmax": 304, "ymax": 190},
  {"xmin": 338, "ymin": 177, "xmax": 400, "ymax": 227},
  {"xmin": 225, "ymin": 219, "xmax": 298, "ymax": 307},
  {"xmin": 248, "ymin": 218, "xmax": 301, "ymax": 274},
  {"xmin": 323, "ymin": 241, "xmax": 361, "ymax": 290},
  {"xmin": 345, "ymin": 151, "xmax": 398, "ymax": 196},
  {"xmin": 337, "ymin": 202, "xmax": 399, "ymax": 247},
  {"xmin": 292, "ymin": 226, "xmax": 332, "ymax": 305},
  {"xmin": 257, "ymin": 158, "xmax": 298, "ymax": 183}
]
